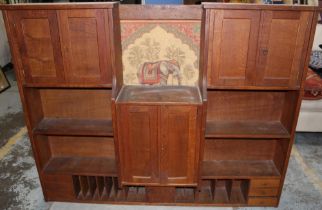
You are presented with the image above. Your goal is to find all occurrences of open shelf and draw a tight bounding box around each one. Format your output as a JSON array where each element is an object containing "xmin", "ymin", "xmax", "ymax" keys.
[
  {"xmin": 202, "ymin": 160, "xmax": 281, "ymax": 179},
  {"xmin": 202, "ymin": 139, "xmax": 288, "ymax": 179},
  {"xmin": 24, "ymin": 88, "xmax": 113, "ymax": 136},
  {"xmin": 35, "ymin": 135, "xmax": 116, "ymax": 176},
  {"xmin": 33, "ymin": 118, "xmax": 113, "ymax": 136},
  {"xmin": 43, "ymin": 157, "xmax": 117, "ymax": 176},
  {"xmin": 206, "ymin": 90, "xmax": 298, "ymax": 139},
  {"xmin": 206, "ymin": 121, "xmax": 290, "ymax": 138}
]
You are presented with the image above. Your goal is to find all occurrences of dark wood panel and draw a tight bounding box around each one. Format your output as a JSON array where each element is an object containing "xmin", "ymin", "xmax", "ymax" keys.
[
  {"xmin": 49, "ymin": 136, "xmax": 115, "ymax": 158},
  {"xmin": 43, "ymin": 157, "xmax": 117, "ymax": 176},
  {"xmin": 119, "ymin": 5, "xmax": 202, "ymax": 20},
  {"xmin": 39, "ymin": 89, "xmax": 112, "ymax": 119}
]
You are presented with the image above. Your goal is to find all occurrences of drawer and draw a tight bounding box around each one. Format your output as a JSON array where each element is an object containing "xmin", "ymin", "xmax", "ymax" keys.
[
  {"xmin": 250, "ymin": 179, "xmax": 280, "ymax": 188},
  {"xmin": 248, "ymin": 197, "xmax": 278, "ymax": 206},
  {"xmin": 249, "ymin": 188, "xmax": 279, "ymax": 197}
]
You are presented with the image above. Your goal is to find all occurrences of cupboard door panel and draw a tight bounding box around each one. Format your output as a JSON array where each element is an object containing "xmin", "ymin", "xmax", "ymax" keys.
[
  {"xmin": 160, "ymin": 106, "xmax": 199, "ymax": 185},
  {"xmin": 58, "ymin": 9, "xmax": 111, "ymax": 84},
  {"xmin": 117, "ymin": 105, "xmax": 159, "ymax": 185},
  {"xmin": 256, "ymin": 11, "xmax": 313, "ymax": 87},
  {"xmin": 207, "ymin": 10, "xmax": 260, "ymax": 86},
  {"xmin": 10, "ymin": 11, "xmax": 64, "ymax": 84}
]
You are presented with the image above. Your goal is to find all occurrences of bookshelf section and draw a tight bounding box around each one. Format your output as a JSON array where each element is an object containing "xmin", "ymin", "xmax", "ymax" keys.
[{"xmin": 205, "ymin": 90, "xmax": 298, "ymax": 139}]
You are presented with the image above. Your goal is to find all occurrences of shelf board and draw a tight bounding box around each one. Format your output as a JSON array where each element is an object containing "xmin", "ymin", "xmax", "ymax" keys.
[
  {"xmin": 201, "ymin": 160, "xmax": 281, "ymax": 179},
  {"xmin": 23, "ymin": 83, "xmax": 112, "ymax": 88},
  {"xmin": 205, "ymin": 121, "xmax": 290, "ymax": 139},
  {"xmin": 116, "ymin": 85, "xmax": 202, "ymax": 105},
  {"xmin": 33, "ymin": 118, "xmax": 113, "ymax": 136},
  {"xmin": 43, "ymin": 157, "xmax": 117, "ymax": 176}
]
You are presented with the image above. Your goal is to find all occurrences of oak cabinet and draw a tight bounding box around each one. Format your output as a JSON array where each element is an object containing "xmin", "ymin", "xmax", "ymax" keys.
[
  {"xmin": 117, "ymin": 104, "xmax": 200, "ymax": 186},
  {"xmin": 206, "ymin": 9, "xmax": 312, "ymax": 88},
  {"xmin": 7, "ymin": 9, "xmax": 113, "ymax": 86},
  {"xmin": 1, "ymin": 2, "xmax": 316, "ymax": 207}
]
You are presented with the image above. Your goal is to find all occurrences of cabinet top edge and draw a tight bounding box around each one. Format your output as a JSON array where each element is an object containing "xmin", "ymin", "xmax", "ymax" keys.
[
  {"xmin": 202, "ymin": 3, "xmax": 316, "ymax": 11},
  {"xmin": 0, "ymin": 2, "xmax": 118, "ymax": 10}
]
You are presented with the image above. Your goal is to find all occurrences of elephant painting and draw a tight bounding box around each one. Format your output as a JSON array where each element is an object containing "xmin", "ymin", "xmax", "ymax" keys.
[{"xmin": 137, "ymin": 60, "xmax": 183, "ymax": 85}]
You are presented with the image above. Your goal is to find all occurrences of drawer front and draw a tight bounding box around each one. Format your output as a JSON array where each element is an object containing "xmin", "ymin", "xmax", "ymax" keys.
[
  {"xmin": 250, "ymin": 179, "xmax": 280, "ymax": 188},
  {"xmin": 249, "ymin": 187, "xmax": 279, "ymax": 197},
  {"xmin": 248, "ymin": 197, "xmax": 278, "ymax": 206}
]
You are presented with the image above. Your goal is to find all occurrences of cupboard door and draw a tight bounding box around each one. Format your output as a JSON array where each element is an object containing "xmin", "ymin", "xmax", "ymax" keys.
[
  {"xmin": 117, "ymin": 105, "xmax": 159, "ymax": 185},
  {"xmin": 256, "ymin": 11, "xmax": 313, "ymax": 87},
  {"xmin": 58, "ymin": 9, "xmax": 112, "ymax": 84},
  {"xmin": 160, "ymin": 106, "xmax": 199, "ymax": 185},
  {"xmin": 207, "ymin": 10, "xmax": 260, "ymax": 87},
  {"xmin": 9, "ymin": 11, "xmax": 64, "ymax": 84}
]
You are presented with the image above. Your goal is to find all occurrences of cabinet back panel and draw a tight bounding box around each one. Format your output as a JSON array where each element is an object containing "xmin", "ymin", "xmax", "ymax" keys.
[
  {"xmin": 40, "ymin": 89, "xmax": 111, "ymax": 119},
  {"xmin": 204, "ymin": 139, "xmax": 276, "ymax": 161},
  {"xmin": 207, "ymin": 91, "xmax": 285, "ymax": 121},
  {"xmin": 49, "ymin": 136, "xmax": 115, "ymax": 158}
]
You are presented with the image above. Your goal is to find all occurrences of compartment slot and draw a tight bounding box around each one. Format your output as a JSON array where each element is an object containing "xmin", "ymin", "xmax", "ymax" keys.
[
  {"xmin": 198, "ymin": 179, "xmax": 249, "ymax": 204},
  {"xmin": 72, "ymin": 175, "xmax": 119, "ymax": 201},
  {"xmin": 175, "ymin": 187, "xmax": 195, "ymax": 203}
]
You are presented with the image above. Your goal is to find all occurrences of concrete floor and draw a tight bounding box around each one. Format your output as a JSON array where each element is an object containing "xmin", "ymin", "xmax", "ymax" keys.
[{"xmin": 1, "ymin": 69, "xmax": 322, "ymax": 210}]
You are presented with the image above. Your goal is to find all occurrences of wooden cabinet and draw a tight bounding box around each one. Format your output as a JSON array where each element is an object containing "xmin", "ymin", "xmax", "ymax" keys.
[
  {"xmin": 116, "ymin": 86, "xmax": 202, "ymax": 186},
  {"xmin": 7, "ymin": 9, "xmax": 114, "ymax": 86},
  {"xmin": 10, "ymin": 10, "xmax": 64, "ymax": 84},
  {"xmin": 1, "ymin": 2, "xmax": 317, "ymax": 207},
  {"xmin": 206, "ymin": 9, "xmax": 313, "ymax": 88}
]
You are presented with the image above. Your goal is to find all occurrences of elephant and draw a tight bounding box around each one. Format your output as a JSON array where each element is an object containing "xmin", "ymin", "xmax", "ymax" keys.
[{"xmin": 137, "ymin": 60, "xmax": 183, "ymax": 85}]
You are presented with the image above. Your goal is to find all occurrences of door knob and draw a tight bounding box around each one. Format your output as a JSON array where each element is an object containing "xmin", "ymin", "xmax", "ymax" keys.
[{"xmin": 261, "ymin": 48, "xmax": 268, "ymax": 56}]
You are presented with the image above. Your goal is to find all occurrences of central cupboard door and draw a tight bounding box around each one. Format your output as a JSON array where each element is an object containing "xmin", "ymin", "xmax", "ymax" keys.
[
  {"xmin": 160, "ymin": 106, "xmax": 199, "ymax": 185},
  {"xmin": 207, "ymin": 10, "xmax": 260, "ymax": 86},
  {"xmin": 117, "ymin": 105, "xmax": 160, "ymax": 185},
  {"xmin": 117, "ymin": 105, "xmax": 199, "ymax": 186},
  {"xmin": 58, "ymin": 9, "xmax": 112, "ymax": 84}
]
